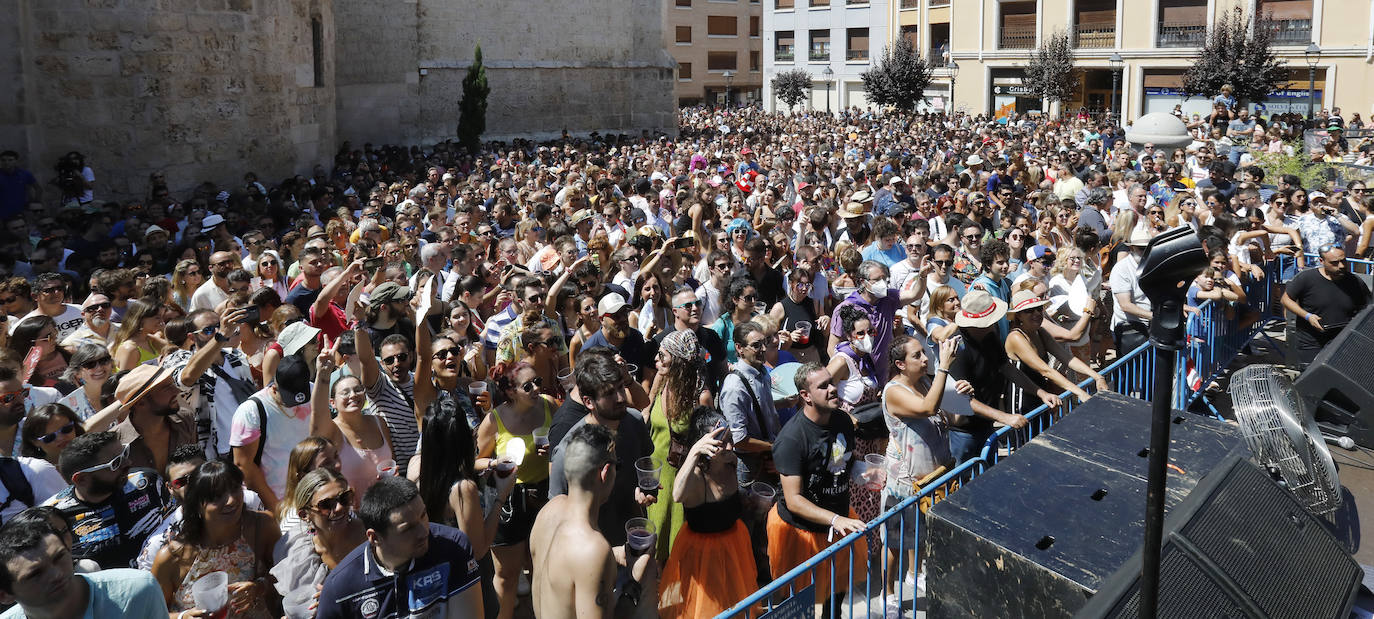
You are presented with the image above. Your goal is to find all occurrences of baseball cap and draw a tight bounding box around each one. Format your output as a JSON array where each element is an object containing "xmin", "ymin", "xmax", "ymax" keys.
[
  {"xmin": 369, "ymin": 282, "xmax": 413, "ymax": 309},
  {"xmin": 274, "ymin": 354, "xmax": 312, "ymax": 407},
  {"xmin": 1028, "ymin": 245, "xmax": 1056, "ymax": 262},
  {"xmin": 597, "ymin": 292, "xmax": 629, "ymax": 316}
]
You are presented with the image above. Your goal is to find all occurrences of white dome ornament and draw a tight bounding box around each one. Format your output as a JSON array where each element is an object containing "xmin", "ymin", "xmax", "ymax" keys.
[{"xmin": 1124, "ymin": 112, "xmax": 1193, "ymax": 149}]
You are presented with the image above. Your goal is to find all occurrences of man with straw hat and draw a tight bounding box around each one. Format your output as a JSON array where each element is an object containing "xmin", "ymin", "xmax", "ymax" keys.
[{"xmin": 945, "ymin": 289, "xmax": 1061, "ymax": 463}]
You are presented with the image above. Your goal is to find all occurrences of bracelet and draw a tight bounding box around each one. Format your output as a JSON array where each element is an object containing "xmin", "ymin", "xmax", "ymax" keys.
[
  {"xmin": 178, "ymin": 612, "xmax": 191, "ymax": 619},
  {"xmin": 829, "ymin": 513, "xmax": 840, "ymax": 527},
  {"xmin": 1304, "ymin": 312, "xmax": 1312, "ymax": 321},
  {"xmin": 936, "ymin": 367, "xmax": 950, "ymax": 375}
]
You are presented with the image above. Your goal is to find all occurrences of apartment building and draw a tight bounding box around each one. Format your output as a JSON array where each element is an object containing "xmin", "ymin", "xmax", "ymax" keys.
[
  {"xmin": 904, "ymin": 0, "xmax": 1371, "ymax": 121},
  {"xmin": 760, "ymin": 0, "xmax": 895, "ymax": 112},
  {"xmin": 667, "ymin": 0, "xmax": 765, "ymax": 106}
]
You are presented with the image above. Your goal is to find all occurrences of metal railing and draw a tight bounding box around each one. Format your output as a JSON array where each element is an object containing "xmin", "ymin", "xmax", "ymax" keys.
[
  {"xmin": 846, "ymin": 49, "xmax": 869, "ymax": 61},
  {"xmin": 809, "ymin": 49, "xmax": 830, "ymax": 62},
  {"xmin": 1270, "ymin": 18, "xmax": 1312, "ymax": 46},
  {"xmin": 1157, "ymin": 20, "xmax": 1207, "ymax": 48},
  {"xmin": 999, "ymin": 26, "xmax": 1036, "ymax": 49},
  {"xmin": 1072, "ymin": 23, "xmax": 1116, "ymax": 49},
  {"xmin": 775, "ymin": 50, "xmax": 795, "ymax": 62}
]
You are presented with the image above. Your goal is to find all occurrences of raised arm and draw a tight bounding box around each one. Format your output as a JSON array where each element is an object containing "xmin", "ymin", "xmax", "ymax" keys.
[{"xmin": 309, "ymin": 348, "xmax": 343, "ymax": 446}]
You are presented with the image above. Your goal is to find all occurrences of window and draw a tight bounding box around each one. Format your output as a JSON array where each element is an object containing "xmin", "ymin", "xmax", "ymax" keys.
[
  {"xmin": 999, "ymin": 1, "xmax": 1036, "ymax": 49},
  {"xmin": 1259, "ymin": 0, "xmax": 1314, "ymax": 45},
  {"xmin": 680, "ymin": 62, "xmax": 693, "ymax": 80},
  {"xmin": 809, "ymin": 29, "xmax": 830, "ymax": 61},
  {"xmin": 777, "ymin": 0, "xmax": 794, "ymax": 8},
  {"xmin": 676, "ymin": 0, "xmax": 691, "ymax": 6},
  {"xmin": 1157, "ymin": 0, "xmax": 1207, "ymax": 47},
  {"xmin": 311, "ymin": 17, "xmax": 323, "ymax": 87},
  {"xmin": 776, "ymin": 30, "xmax": 795, "ymax": 61},
  {"xmin": 708, "ymin": 15, "xmax": 738, "ymax": 36},
  {"xmin": 750, "ymin": 51, "xmax": 761, "ymax": 70},
  {"xmin": 900, "ymin": 25, "xmax": 919, "ymax": 49},
  {"xmin": 812, "ymin": 0, "xmax": 830, "ymax": 6},
  {"xmin": 846, "ymin": 28, "xmax": 869, "ymax": 61},
  {"xmin": 707, "ymin": 51, "xmax": 738, "ymax": 71},
  {"xmin": 676, "ymin": 26, "xmax": 692, "ymax": 43},
  {"xmin": 750, "ymin": 15, "xmax": 760, "ymax": 37}
]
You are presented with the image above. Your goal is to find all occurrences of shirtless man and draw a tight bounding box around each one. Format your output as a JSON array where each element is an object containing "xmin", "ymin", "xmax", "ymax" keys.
[{"xmin": 529, "ymin": 423, "xmax": 657, "ymax": 619}]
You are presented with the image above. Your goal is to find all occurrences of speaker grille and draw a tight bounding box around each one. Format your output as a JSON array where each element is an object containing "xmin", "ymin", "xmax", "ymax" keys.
[
  {"xmin": 1179, "ymin": 463, "xmax": 1355, "ymax": 619},
  {"xmin": 1105, "ymin": 546, "xmax": 1248, "ymax": 618}
]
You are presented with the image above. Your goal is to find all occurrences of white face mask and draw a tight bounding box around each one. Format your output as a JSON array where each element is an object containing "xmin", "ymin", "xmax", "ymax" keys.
[
  {"xmin": 868, "ymin": 279, "xmax": 889, "ymax": 298},
  {"xmin": 852, "ymin": 336, "xmax": 873, "ymax": 354}
]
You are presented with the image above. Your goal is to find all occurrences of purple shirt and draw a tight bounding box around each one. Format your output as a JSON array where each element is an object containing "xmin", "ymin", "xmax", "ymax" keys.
[{"xmin": 830, "ymin": 289, "xmax": 900, "ymax": 383}]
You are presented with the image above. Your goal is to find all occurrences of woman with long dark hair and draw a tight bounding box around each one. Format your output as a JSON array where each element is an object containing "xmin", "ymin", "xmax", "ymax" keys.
[
  {"xmin": 645, "ymin": 329, "xmax": 706, "ymax": 561},
  {"xmin": 109, "ymin": 298, "xmax": 165, "ymax": 371},
  {"xmin": 153, "ymin": 460, "xmax": 279, "ymax": 618},
  {"xmin": 9, "ymin": 315, "xmax": 67, "ymax": 388},
  {"xmin": 19, "ymin": 403, "xmax": 85, "ymax": 473}
]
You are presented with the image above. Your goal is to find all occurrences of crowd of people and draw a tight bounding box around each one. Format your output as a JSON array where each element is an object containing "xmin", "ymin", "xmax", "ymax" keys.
[{"xmin": 0, "ymin": 98, "xmax": 1369, "ymax": 619}]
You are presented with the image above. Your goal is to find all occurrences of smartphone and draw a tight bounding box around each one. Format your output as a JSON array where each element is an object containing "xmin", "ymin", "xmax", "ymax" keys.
[
  {"xmin": 363, "ymin": 256, "xmax": 384, "ymax": 273},
  {"xmin": 673, "ymin": 236, "xmax": 694, "ymax": 250},
  {"xmin": 239, "ymin": 306, "xmax": 260, "ymax": 324}
]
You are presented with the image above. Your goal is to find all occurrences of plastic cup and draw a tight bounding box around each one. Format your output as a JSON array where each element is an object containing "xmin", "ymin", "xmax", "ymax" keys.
[
  {"xmin": 754, "ymin": 301, "xmax": 768, "ymax": 316},
  {"xmin": 532, "ymin": 427, "xmax": 550, "ymax": 449},
  {"xmin": 495, "ymin": 455, "xmax": 518, "ymax": 478},
  {"xmin": 376, "ymin": 459, "xmax": 398, "ymax": 479},
  {"xmin": 748, "ymin": 481, "xmax": 777, "ymax": 517},
  {"xmin": 864, "ymin": 453, "xmax": 888, "ymax": 491},
  {"xmin": 557, "ymin": 368, "xmax": 575, "ymax": 391},
  {"xmin": 468, "ymin": 380, "xmax": 489, "ymax": 409},
  {"xmin": 191, "ymin": 571, "xmax": 228, "ymax": 617},
  {"xmin": 795, "ymin": 320, "xmax": 812, "ymax": 345},
  {"xmin": 634, "ymin": 456, "xmax": 662, "ymax": 495},
  {"xmin": 625, "ymin": 517, "xmax": 657, "ymax": 557}
]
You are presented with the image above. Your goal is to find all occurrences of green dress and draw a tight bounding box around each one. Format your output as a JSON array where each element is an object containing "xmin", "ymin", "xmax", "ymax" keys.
[{"xmin": 646, "ymin": 395, "xmax": 689, "ymax": 562}]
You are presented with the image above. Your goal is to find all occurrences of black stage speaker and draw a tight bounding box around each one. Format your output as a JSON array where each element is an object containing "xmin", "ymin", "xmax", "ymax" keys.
[
  {"xmin": 1076, "ymin": 454, "xmax": 1360, "ymax": 619},
  {"xmin": 925, "ymin": 393, "xmax": 1243, "ymax": 618},
  {"xmin": 1295, "ymin": 304, "xmax": 1374, "ymax": 448}
]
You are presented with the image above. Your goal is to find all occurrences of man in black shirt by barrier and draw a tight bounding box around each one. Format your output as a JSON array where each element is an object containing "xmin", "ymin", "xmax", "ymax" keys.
[
  {"xmin": 946, "ymin": 290, "xmax": 1060, "ymax": 463},
  {"xmin": 1281, "ymin": 244, "xmax": 1372, "ymax": 367}
]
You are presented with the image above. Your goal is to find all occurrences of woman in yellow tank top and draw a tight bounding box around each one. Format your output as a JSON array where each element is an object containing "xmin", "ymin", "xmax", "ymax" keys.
[
  {"xmin": 110, "ymin": 298, "xmax": 167, "ymax": 371},
  {"xmin": 477, "ymin": 362, "xmax": 553, "ymax": 619}
]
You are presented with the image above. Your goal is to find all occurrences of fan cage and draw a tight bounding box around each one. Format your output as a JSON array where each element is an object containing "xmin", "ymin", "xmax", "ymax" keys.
[{"xmin": 1229, "ymin": 365, "xmax": 1341, "ymax": 516}]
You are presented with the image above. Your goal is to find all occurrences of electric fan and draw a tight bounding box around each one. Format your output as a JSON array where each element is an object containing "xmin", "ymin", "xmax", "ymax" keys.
[{"xmin": 1228, "ymin": 364, "xmax": 1342, "ymax": 515}]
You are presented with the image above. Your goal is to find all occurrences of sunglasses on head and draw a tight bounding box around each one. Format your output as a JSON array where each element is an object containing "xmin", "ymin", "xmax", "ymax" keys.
[{"xmin": 35, "ymin": 422, "xmax": 76, "ymax": 444}]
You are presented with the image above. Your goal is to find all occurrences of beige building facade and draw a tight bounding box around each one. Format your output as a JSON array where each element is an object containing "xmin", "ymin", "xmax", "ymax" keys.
[
  {"xmin": 897, "ymin": 0, "xmax": 1374, "ymax": 122},
  {"xmin": 667, "ymin": 0, "xmax": 764, "ymax": 106}
]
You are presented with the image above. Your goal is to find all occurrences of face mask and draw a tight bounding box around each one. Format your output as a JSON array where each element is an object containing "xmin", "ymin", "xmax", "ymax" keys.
[
  {"xmin": 852, "ymin": 336, "xmax": 873, "ymax": 354},
  {"xmin": 833, "ymin": 286, "xmax": 858, "ymax": 300},
  {"xmin": 868, "ymin": 280, "xmax": 889, "ymax": 298}
]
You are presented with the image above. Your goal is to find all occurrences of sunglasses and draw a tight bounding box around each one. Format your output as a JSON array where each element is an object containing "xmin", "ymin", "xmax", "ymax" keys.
[
  {"xmin": 39, "ymin": 287, "xmax": 65, "ymax": 295},
  {"xmin": 80, "ymin": 356, "xmax": 112, "ymax": 370},
  {"xmin": 198, "ymin": 324, "xmax": 219, "ymax": 336},
  {"xmin": 35, "ymin": 422, "xmax": 77, "ymax": 445},
  {"xmin": 313, "ymin": 488, "xmax": 355, "ymax": 513},
  {"xmin": 432, "ymin": 348, "xmax": 459, "ymax": 360},
  {"xmin": 0, "ymin": 297, "xmax": 15, "ymax": 305},
  {"xmin": 76, "ymin": 444, "xmax": 130, "ymax": 475},
  {"xmin": 521, "ymin": 377, "xmax": 544, "ymax": 393},
  {"xmin": 382, "ymin": 352, "xmax": 410, "ymax": 365},
  {"xmin": 0, "ymin": 388, "xmax": 29, "ymax": 405},
  {"xmin": 674, "ymin": 299, "xmax": 703, "ymax": 309},
  {"xmin": 169, "ymin": 472, "xmax": 193, "ymax": 490}
]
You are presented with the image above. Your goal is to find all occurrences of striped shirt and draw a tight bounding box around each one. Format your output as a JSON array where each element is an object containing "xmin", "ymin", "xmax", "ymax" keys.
[
  {"xmin": 366, "ymin": 373, "xmax": 419, "ymax": 471},
  {"xmin": 482, "ymin": 305, "xmax": 518, "ymax": 350}
]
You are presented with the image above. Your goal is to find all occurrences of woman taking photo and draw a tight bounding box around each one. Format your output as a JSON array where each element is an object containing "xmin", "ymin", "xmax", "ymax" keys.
[
  {"xmin": 270, "ymin": 468, "xmax": 366, "ymax": 619},
  {"xmin": 153, "ymin": 460, "xmax": 279, "ymax": 619},
  {"xmin": 658, "ymin": 406, "xmax": 755, "ymax": 619},
  {"xmin": 171, "ymin": 259, "xmax": 206, "ymax": 311},
  {"xmin": 109, "ymin": 298, "xmax": 166, "ymax": 371},
  {"xmin": 10, "ymin": 316, "xmax": 67, "ymax": 388},
  {"xmin": 1004, "ymin": 290, "xmax": 1109, "ymax": 409},
  {"xmin": 309, "ymin": 351, "xmax": 393, "ymax": 495},
  {"xmin": 645, "ymin": 330, "xmax": 705, "ymax": 562},
  {"xmin": 475, "ymin": 362, "xmax": 550, "ymax": 619}
]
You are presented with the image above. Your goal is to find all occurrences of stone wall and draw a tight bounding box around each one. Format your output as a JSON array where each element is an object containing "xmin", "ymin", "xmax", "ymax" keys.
[{"xmin": 0, "ymin": 0, "xmax": 336, "ymax": 200}]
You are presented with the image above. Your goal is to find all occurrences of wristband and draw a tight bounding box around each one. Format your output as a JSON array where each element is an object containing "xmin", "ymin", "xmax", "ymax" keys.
[
  {"xmin": 1305, "ymin": 312, "xmax": 1312, "ymax": 321},
  {"xmin": 936, "ymin": 367, "xmax": 950, "ymax": 375}
]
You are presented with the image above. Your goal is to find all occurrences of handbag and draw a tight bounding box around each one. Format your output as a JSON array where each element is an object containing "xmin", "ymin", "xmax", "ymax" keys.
[{"xmin": 851, "ymin": 401, "xmax": 888, "ymax": 441}]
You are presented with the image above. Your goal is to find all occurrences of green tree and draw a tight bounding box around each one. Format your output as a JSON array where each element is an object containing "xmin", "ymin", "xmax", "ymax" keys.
[
  {"xmin": 771, "ymin": 69, "xmax": 812, "ymax": 112},
  {"xmin": 1182, "ymin": 6, "xmax": 1287, "ymax": 106},
  {"xmin": 457, "ymin": 45, "xmax": 490, "ymax": 154},
  {"xmin": 860, "ymin": 38, "xmax": 934, "ymax": 112},
  {"xmin": 1024, "ymin": 30, "xmax": 1077, "ymax": 109}
]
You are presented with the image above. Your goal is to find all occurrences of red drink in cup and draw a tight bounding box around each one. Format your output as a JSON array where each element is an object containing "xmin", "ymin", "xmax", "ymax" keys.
[{"xmin": 795, "ymin": 320, "xmax": 812, "ymax": 345}]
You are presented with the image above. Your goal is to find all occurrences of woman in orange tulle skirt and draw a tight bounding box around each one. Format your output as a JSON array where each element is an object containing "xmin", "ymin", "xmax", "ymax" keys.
[
  {"xmin": 658, "ymin": 407, "xmax": 759, "ymax": 619},
  {"xmin": 765, "ymin": 503, "xmax": 869, "ymax": 602}
]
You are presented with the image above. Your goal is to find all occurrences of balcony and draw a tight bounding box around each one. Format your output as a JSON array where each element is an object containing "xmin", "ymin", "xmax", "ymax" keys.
[
  {"xmin": 1269, "ymin": 18, "xmax": 1312, "ymax": 46},
  {"xmin": 846, "ymin": 48, "xmax": 868, "ymax": 61},
  {"xmin": 809, "ymin": 49, "xmax": 829, "ymax": 61},
  {"xmin": 999, "ymin": 27, "xmax": 1035, "ymax": 49},
  {"xmin": 775, "ymin": 50, "xmax": 795, "ymax": 62},
  {"xmin": 1072, "ymin": 23, "xmax": 1115, "ymax": 49},
  {"xmin": 1156, "ymin": 20, "xmax": 1206, "ymax": 48}
]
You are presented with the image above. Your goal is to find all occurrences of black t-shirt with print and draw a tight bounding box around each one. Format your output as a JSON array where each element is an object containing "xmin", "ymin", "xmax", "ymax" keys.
[{"xmin": 772, "ymin": 411, "xmax": 855, "ymax": 533}]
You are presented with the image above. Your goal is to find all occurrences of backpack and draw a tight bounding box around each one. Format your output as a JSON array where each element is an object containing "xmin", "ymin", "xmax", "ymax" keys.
[
  {"xmin": 248, "ymin": 397, "xmax": 268, "ymax": 466},
  {"xmin": 0, "ymin": 457, "xmax": 35, "ymax": 521}
]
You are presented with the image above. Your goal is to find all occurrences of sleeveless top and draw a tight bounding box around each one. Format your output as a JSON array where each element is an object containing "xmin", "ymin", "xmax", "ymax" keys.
[
  {"xmin": 779, "ymin": 295, "xmax": 819, "ymax": 352},
  {"xmin": 493, "ymin": 397, "xmax": 553, "ymax": 484},
  {"xmin": 881, "ymin": 381, "xmax": 951, "ymax": 499},
  {"xmin": 172, "ymin": 531, "xmax": 272, "ymax": 618},
  {"xmin": 683, "ymin": 491, "xmax": 743, "ymax": 534},
  {"xmin": 337, "ymin": 415, "xmax": 393, "ymax": 496},
  {"xmin": 836, "ymin": 350, "xmax": 877, "ymax": 410}
]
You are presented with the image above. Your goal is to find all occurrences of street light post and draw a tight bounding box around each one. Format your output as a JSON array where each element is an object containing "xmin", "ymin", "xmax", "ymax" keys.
[
  {"xmin": 722, "ymin": 70, "xmax": 734, "ymax": 108},
  {"xmin": 822, "ymin": 66, "xmax": 834, "ymax": 114},
  {"xmin": 1304, "ymin": 42, "xmax": 1321, "ymax": 126},
  {"xmin": 1109, "ymin": 52, "xmax": 1123, "ymax": 123},
  {"xmin": 947, "ymin": 60, "xmax": 960, "ymax": 114}
]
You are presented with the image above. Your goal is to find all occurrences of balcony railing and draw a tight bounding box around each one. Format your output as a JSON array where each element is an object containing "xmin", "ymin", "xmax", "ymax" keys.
[
  {"xmin": 809, "ymin": 49, "xmax": 830, "ymax": 61},
  {"xmin": 1072, "ymin": 23, "xmax": 1115, "ymax": 48},
  {"xmin": 775, "ymin": 50, "xmax": 795, "ymax": 62},
  {"xmin": 846, "ymin": 49, "xmax": 868, "ymax": 61},
  {"xmin": 999, "ymin": 26, "xmax": 1035, "ymax": 49},
  {"xmin": 1157, "ymin": 20, "xmax": 1206, "ymax": 48},
  {"xmin": 1270, "ymin": 18, "xmax": 1312, "ymax": 45}
]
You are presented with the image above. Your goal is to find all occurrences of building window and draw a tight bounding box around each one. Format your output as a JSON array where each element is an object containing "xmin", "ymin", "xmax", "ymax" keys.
[
  {"xmin": 900, "ymin": 25, "xmax": 918, "ymax": 49},
  {"xmin": 776, "ymin": 31, "xmax": 795, "ymax": 62},
  {"xmin": 676, "ymin": 0, "xmax": 691, "ymax": 6},
  {"xmin": 777, "ymin": 0, "xmax": 794, "ymax": 8},
  {"xmin": 676, "ymin": 26, "xmax": 692, "ymax": 43},
  {"xmin": 708, "ymin": 15, "xmax": 738, "ymax": 36},
  {"xmin": 999, "ymin": 1, "xmax": 1036, "ymax": 49},
  {"xmin": 311, "ymin": 17, "xmax": 324, "ymax": 87},
  {"xmin": 809, "ymin": 29, "xmax": 830, "ymax": 62},
  {"xmin": 1259, "ymin": 0, "xmax": 1314, "ymax": 45},
  {"xmin": 1157, "ymin": 0, "xmax": 1207, "ymax": 47},
  {"xmin": 1072, "ymin": 0, "xmax": 1116, "ymax": 49},
  {"xmin": 751, "ymin": 50, "xmax": 761, "ymax": 71},
  {"xmin": 846, "ymin": 28, "xmax": 869, "ymax": 61},
  {"xmin": 680, "ymin": 62, "xmax": 693, "ymax": 80},
  {"xmin": 708, "ymin": 51, "xmax": 738, "ymax": 71},
  {"xmin": 750, "ymin": 15, "xmax": 760, "ymax": 37},
  {"xmin": 812, "ymin": 0, "xmax": 830, "ymax": 7}
]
